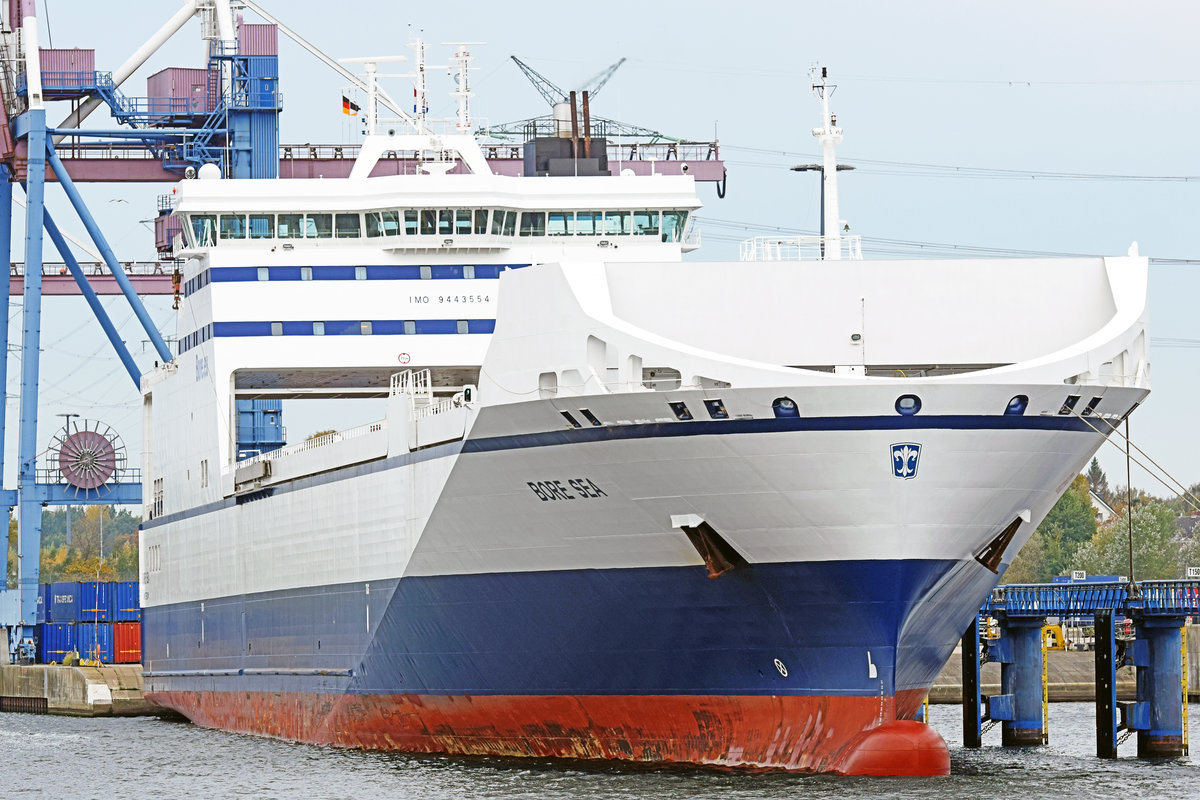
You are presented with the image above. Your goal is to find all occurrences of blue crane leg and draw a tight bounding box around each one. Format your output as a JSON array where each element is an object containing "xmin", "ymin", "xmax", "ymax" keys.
[
  {"xmin": 41, "ymin": 209, "xmax": 142, "ymax": 386},
  {"xmin": 42, "ymin": 143, "xmax": 172, "ymax": 363},
  {"xmin": 16, "ymin": 110, "xmax": 47, "ymax": 648}
]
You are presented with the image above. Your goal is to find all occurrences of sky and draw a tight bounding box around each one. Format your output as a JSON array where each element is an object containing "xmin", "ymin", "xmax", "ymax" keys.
[{"xmin": 5, "ymin": 0, "xmax": 1199, "ymax": 501}]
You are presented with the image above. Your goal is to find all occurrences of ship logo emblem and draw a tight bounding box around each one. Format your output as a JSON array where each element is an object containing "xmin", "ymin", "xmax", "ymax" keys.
[{"xmin": 891, "ymin": 443, "xmax": 921, "ymax": 479}]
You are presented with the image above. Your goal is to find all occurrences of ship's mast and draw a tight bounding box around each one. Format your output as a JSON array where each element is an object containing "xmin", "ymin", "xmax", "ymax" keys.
[
  {"xmin": 444, "ymin": 42, "xmax": 484, "ymax": 133},
  {"xmin": 340, "ymin": 55, "xmax": 408, "ymax": 136},
  {"xmin": 811, "ymin": 64, "xmax": 844, "ymax": 260}
]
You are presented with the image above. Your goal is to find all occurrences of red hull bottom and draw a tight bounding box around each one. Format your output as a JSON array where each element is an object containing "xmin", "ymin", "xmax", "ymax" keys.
[{"xmin": 148, "ymin": 688, "xmax": 948, "ymax": 776}]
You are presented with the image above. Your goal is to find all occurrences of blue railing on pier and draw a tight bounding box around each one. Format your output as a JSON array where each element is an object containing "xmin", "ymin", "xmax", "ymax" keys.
[{"xmin": 985, "ymin": 580, "xmax": 1200, "ymax": 618}]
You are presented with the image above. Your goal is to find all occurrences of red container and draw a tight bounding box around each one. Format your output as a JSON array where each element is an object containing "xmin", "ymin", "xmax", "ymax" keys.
[
  {"xmin": 39, "ymin": 48, "xmax": 95, "ymax": 74},
  {"xmin": 238, "ymin": 23, "xmax": 278, "ymax": 56},
  {"xmin": 147, "ymin": 67, "xmax": 211, "ymax": 115},
  {"xmin": 114, "ymin": 621, "xmax": 141, "ymax": 664}
]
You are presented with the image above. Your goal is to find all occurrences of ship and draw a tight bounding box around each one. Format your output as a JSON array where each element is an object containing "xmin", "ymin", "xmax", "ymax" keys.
[{"xmin": 139, "ymin": 55, "xmax": 1150, "ymax": 776}]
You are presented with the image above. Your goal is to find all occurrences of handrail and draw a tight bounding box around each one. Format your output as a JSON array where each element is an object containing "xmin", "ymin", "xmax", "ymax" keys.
[
  {"xmin": 985, "ymin": 580, "xmax": 1200, "ymax": 617},
  {"xmin": 236, "ymin": 420, "xmax": 387, "ymax": 469}
]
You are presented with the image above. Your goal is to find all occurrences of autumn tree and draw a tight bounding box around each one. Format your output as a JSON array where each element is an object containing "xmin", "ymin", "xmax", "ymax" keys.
[
  {"xmin": 1073, "ymin": 501, "xmax": 1200, "ymax": 580},
  {"xmin": 1003, "ymin": 475, "xmax": 1098, "ymax": 584}
]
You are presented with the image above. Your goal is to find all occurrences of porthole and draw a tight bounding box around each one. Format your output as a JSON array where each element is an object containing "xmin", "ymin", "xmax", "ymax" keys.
[
  {"xmin": 895, "ymin": 395, "xmax": 921, "ymax": 416},
  {"xmin": 772, "ymin": 397, "xmax": 799, "ymax": 419}
]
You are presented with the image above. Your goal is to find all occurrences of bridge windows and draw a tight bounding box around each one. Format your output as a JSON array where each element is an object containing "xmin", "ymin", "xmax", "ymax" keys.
[
  {"xmin": 219, "ymin": 214, "xmax": 246, "ymax": 239},
  {"xmin": 519, "ymin": 211, "xmax": 546, "ymax": 237},
  {"xmin": 306, "ymin": 213, "xmax": 333, "ymax": 239},
  {"xmin": 277, "ymin": 213, "xmax": 304, "ymax": 238},
  {"xmin": 249, "ymin": 214, "xmax": 274, "ymax": 239},
  {"xmin": 335, "ymin": 214, "xmax": 361, "ymax": 238},
  {"xmin": 184, "ymin": 206, "xmax": 690, "ymax": 247}
]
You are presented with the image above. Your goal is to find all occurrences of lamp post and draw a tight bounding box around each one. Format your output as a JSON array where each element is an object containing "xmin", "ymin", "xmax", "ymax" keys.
[
  {"xmin": 57, "ymin": 412, "xmax": 78, "ymax": 546},
  {"xmin": 790, "ymin": 163, "xmax": 855, "ymax": 259}
]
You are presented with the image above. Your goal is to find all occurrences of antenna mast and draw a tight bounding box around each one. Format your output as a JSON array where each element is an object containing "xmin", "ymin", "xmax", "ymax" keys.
[
  {"xmin": 444, "ymin": 42, "xmax": 484, "ymax": 133},
  {"xmin": 811, "ymin": 64, "xmax": 844, "ymax": 260}
]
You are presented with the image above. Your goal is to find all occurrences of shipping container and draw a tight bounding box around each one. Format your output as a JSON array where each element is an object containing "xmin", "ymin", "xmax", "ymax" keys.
[
  {"xmin": 77, "ymin": 580, "xmax": 113, "ymax": 622},
  {"xmin": 50, "ymin": 581, "xmax": 80, "ymax": 622},
  {"xmin": 39, "ymin": 48, "xmax": 95, "ymax": 77},
  {"xmin": 37, "ymin": 623, "xmax": 75, "ymax": 663},
  {"xmin": 114, "ymin": 581, "xmax": 141, "ymax": 622},
  {"xmin": 36, "ymin": 583, "xmax": 52, "ymax": 623},
  {"xmin": 114, "ymin": 621, "xmax": 141, "ymax": 664},
  {"xmin": 77, "ymin": 622, "xmax": 113, "ymax": 663},
  {"xmin": 147, "ymin": 67, "xmax": 211, "ymax": 115},
  {"xmin": 237, "ymin": 23, "xmax": 278, "ymax": 56}
]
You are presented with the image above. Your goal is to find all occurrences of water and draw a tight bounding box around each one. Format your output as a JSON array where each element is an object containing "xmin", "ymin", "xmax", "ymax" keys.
[{"xmin": 3, "ymin": 704, "xmax": 1197, "ymax": 800}]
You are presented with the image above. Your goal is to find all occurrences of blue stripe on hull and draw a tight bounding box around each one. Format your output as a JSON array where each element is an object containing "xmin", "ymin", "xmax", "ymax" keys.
[{"xmin": 145, "ymin": 559, "xmax": 997, "ymax": 699}]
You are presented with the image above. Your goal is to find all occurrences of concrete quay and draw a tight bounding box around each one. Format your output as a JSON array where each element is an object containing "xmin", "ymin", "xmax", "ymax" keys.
[{"xmin": 0, "ymin": 664, "xmax": 166, "ymax": 716}]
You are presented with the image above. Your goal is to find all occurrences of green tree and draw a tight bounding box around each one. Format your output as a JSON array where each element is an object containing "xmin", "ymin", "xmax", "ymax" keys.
[
  {"xmin": 1002, "ymin": 475, "xmax": 1098, "ymax": 584},
  {"xmin": 1073, "ymin": 501, "xmax": 1189, "ymax": 579},
  {"xmin": 1086, "ymin": 458, "xmax": 1111, "ymax": 506}
]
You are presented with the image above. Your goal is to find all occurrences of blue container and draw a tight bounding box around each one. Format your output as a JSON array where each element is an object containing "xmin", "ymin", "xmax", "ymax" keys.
[
  {"xmin": 50, "ymin": 581, "xmax": 81, "ymax": 623},
  {"xmin": 114, "ymin": 581, "xmax": 141, "ymax": 622},
  {"xmin": 76, "ymin": 622, "xmax": 114, "ymax": 663},
  {"xmin": 37, "ymin": 622, "xmax": 75, "ymax": 663},
  {"xmin": 36, "ymin": 583, "xmax": 52, "ymax": 623},
  {"xmin": 77, "ymin": 580, "xmax": 113, "ymax": 622}
]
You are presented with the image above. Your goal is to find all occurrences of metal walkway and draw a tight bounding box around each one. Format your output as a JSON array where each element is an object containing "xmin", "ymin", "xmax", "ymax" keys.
[{"xmin": 986, "ymin": 581, "xmax": 1200, "ymax": 618}]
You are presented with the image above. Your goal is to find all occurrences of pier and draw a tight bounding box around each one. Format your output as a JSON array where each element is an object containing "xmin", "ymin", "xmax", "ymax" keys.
[
  {"xmin": 0, "ymin": 664, "xmax": 161, "ymax": 716},
  {"xmin": 960, "ymin": 580, "xmax": 1198, "ymax": 758}
]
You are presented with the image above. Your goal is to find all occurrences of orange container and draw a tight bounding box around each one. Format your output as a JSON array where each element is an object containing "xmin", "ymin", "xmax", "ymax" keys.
[{"xmin": 114, "ymin": 621, "xmax": 141, "ymax": 664}]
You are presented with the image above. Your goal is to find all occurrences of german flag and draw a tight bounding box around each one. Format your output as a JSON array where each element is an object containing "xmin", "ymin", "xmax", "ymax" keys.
[{"xmin": 342, "ymin": 95, "xmax": 360, "ymax": 116}]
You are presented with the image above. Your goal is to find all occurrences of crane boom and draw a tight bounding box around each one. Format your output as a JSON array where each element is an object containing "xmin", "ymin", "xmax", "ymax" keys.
[
  {"xmin": 582, "ymin": 57, "xmax": 626, "ymax": 98},
  {"xmin": 510, "ymin": 55, "xmax": 568, "ymax": 106}
]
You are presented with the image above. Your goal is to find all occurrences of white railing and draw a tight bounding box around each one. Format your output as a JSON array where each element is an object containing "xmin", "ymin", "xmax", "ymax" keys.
[
  {"xmin": 391, "ymin": 368, "xmax": 432, "ymax": 400},
  {"xmin": 413, "ymin": 396, "xmax": 462, "ymax": 420},
  {"xmin": 237, "ymin": 420, "xmax": 388, "ymax": 469},
  {"xmin": 739, "ymin": 234, "xmax": 862, "ymax": 262}
]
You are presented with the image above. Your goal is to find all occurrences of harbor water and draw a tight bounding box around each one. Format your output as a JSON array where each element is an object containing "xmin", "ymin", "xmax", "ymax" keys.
[{"xmin": 4, "ymin": 703, "xmax": 1197, "ymax": 799}]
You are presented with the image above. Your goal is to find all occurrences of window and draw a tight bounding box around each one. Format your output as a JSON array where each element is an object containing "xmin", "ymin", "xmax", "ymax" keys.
[
  {"xmin": 366, "ymin": 210, "xmax": 400, "ymax": 237},
  {"xmin": 300, "ymin": 267, "xmax": 312, "ymax": 280},
  {"xmin": 200, "ymin": 459, "xmax": 209, "ymax": 488},
  {"xmin": 152, "ymin": 478, "xmax": 164, "ymax": 518},
  {"xmin": 257, "ymin": 267, "xmax": 269, "ymax": 281},
  {"xmin": 277, "ymin": 213, "xmax": 304, "ymax": 238},
  {"xmin": 633, "ymin": 210, "xmax": 660, "ymax": 236},
  {"xmin": 474, "ymin": 209, "xmax": 489, "ymax": 234},
  {"xmin": 249, "ymin": 214, "xmax": 274, "ymax": 239},
  {"xmin": 438, "ymin": 210, "xmax": 454, "ymax": 236},
  {"xmin": 419, "ymin": 265, "xmax": 432, "ymax": 280},
  {"xmin": 661, "ymin": 210, "xmax": 688, "ymax": 242},
  {"xmin": 270, "ymin": 322, "xmax": 283, "ymax": 335},
  {"xmin": 575, "ymin": 211, "xmax": 600, "ymax": 236},
  {"xmin": 360, "ymin": 321, "xmax": 373, "ymax": 335},
  {"xmin": 491, "ymin": 209, "xmax": 505, "ymax": 235},
  {"xmin": 404, "ymin": 210, "xmax": 420, "ymax": 235},
  {"xmin": 895, "ymin": 395, "xmax": 922, "ymax": 415},
  {"xmin": 603, "ymin": 211, "xmax": 630, "ymax": 236},
  {"xmin": 355, "ymin": 266, "xmax": 367, "ymax": 280},
  {"xmin": 404, "ymin": 320, "xmax": 416, "ymax": 334},
  {"xmin": 190, "ymin": 214, "xmax": 217, "ymax": 246},
  {"xmin": 420, "ymin": 210, "xmax": 437, "ymax": 235},
  {"xmin": 519, "ymin": 212, "xmax": 546, "ymax": 236},
  {"xmin": 219, "ymin": 214, "xmax": 246, "ymax": 239},
  {"xmin": 456, "ymin": 210, "xmax": 472, "ymax": 236},
  {"xmin": 306, "ymin": 214, "xmax": 332, "ymax": 238},
  {"xmin": 547, "ymin": 211, "xmax": 570, "ymax": 236},
  {"xmin": 313, "ymin": 321, "xmax": 325, "ymax": 335},
  {"xmin": 463, "ymin": 264, "xmax": 475, "ymax": 279},
  {"xmin": 456, "ymin": 320, "xmax": 469, "ymax": 334},
  {"xmin": 335, "ymin": 213, "xmax": 361, "ymax": 238},
  {"xmin": 502, "ymin": 210, "xmax": 517, "ymax": 236}
]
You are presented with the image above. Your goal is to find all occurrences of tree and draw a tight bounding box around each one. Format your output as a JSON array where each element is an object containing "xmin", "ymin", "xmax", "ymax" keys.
[
  {"xmin": 1087, "ymin": 458, "xmax": 1111, "ymax": 505},
  {"xmin": 1002, "ymin": 475, "xmax": 1098, "ymax": 584},
  {"xmin": 1073, "ymin": 501, "xmax": 1190, "ymax": 580}
]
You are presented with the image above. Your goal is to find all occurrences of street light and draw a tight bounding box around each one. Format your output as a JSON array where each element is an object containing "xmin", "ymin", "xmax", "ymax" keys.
[{"xmin": 790, "ymin": 163, "xmax": 855, "ymax": 242}]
